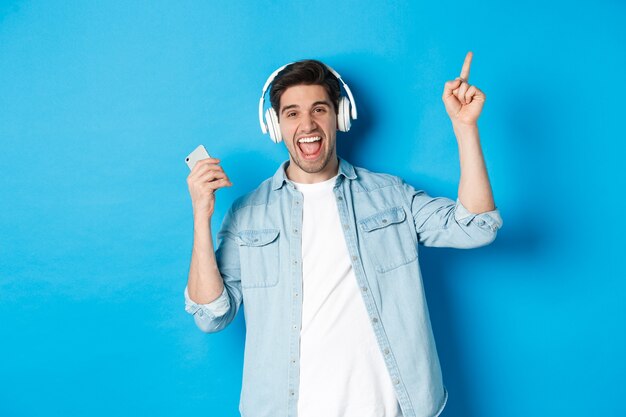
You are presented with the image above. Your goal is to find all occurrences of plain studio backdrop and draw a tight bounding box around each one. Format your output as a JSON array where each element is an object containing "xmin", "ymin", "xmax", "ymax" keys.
[{"xmin": 1, "ymin": 1, "xmax": 624, "ymax": 416}]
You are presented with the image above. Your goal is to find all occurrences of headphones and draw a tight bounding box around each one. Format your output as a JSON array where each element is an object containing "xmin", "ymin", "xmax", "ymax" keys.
[{"xmin": 258, "ymin": 62, "xmax": 358, "ymax": 143}]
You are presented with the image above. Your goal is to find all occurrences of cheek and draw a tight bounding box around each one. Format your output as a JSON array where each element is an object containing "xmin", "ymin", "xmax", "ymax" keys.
[
  {"xmin": 327, "ymin": 114, "xmax": 338, "ymax": 131},
  {"xmin": 279, "ymin": 120, "xmax": 296, "ymax": 138}
]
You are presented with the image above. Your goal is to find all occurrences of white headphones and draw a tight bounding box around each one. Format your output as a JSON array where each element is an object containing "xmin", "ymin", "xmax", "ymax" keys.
[{"xmin": 258, "ymin": 61, "xmax": 358, "ymax": 143}]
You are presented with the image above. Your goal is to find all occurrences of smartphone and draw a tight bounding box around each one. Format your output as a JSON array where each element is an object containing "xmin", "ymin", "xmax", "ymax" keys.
[{"xmin": 185, "ymin": 145, "xmax": 211, "ymax": 170}]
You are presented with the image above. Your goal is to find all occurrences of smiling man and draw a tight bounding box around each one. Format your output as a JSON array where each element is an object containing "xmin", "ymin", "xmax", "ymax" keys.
[
  {"xmin": 184, "ymin": 57, "xmax": 503, "ymax": 417},
  {"xmin": 279, "ymin": 83, "xmax": 338, "ymax": 181}
]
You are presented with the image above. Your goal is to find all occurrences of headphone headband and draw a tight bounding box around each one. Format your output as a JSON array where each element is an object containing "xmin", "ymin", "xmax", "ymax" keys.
[{"xmin": 258, "ymin": 61, "xmax": 358, "ymax": 134}]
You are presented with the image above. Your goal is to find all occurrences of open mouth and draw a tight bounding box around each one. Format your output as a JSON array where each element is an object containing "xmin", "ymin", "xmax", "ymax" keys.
[{"xmin": 297, "ymin": 135, "xmax": 323, "ymax": 160}]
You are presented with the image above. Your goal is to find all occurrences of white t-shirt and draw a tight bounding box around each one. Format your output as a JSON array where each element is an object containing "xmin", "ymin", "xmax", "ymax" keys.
[{"xmin": 293, "ymin": 175, "xmax": 402, "ymax": 417}]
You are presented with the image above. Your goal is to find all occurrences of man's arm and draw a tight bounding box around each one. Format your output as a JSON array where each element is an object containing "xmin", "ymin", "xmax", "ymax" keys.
[
  {"xmin": 184, "ymin": 208, "xmax": 243, "ymax": 333},
  {"xmin": 403, "ymin": 52, "xmax": 501, "ymax": 249},
  {"xmin": 454, "ymin": 123, "xmax": 495, "ymax": 213},
  {"xmin": 442, "ymin": 51, "xmax": 495, "ymax": 214},
  {"xmin": 186, "ymin": 157, "xmax": 231, "ymax": 304},
  {"xmin": 187, "ymin": 217, "xmax": 224, "ymax": 304}
]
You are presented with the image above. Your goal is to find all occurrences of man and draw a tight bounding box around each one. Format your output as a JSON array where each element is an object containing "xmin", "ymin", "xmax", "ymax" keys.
[{"xmin": 184, "ymin": 53, "xmax": 502, "ymax": 417}]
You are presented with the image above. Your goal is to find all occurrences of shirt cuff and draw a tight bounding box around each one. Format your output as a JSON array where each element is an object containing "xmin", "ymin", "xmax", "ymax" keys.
[
  {"xmin": 184, "ymin": 286, "xmax": 230, "ymax": 319},
  {"xmin": 454, "ymin": 199, "xmax": 503, "ymax": 231}
]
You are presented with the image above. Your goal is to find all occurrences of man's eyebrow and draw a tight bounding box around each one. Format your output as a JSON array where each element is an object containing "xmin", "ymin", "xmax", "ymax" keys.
[
  {"xmin": 280, "ymin": 100, "xmax": 331, "ymax": 114},
  {"xmin": 280, "ymin": 101, "xmax": 332, "ymax": 115},
  {"xmin": 311, "ymin": 100, "xmax": 332, "ymax": 108},
  {"xmin": 280, "ymin": 104, "xmax": 299, "ymax": 115}
]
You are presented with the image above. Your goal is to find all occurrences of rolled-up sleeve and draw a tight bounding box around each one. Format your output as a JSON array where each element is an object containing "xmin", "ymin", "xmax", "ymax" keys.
[
  {"xmin": 453, "ymin": 198, "xmax": 503, "ymax": 232},
  {"xmin": 184, "ymin": 285, "xmax": 231, "ymax": 318},
  {"xmin": 183, "ymin": 207, "xmax": 243, "ymax": 333},
  {"xmin": 403, "ymin": 182, "xmax": 503, "ymax": 249}
]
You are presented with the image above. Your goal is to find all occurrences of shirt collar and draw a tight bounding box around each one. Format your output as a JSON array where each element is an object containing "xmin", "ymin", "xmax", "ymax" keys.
[{"xmin": 271, "ymin": 158, "xmax": 357, "ymax": 191}]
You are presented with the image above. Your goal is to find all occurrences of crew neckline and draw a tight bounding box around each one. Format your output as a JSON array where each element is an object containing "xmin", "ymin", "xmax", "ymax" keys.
[{"xmin": 292, "ymin": 174, "xmax": 339, "ymax": 192}]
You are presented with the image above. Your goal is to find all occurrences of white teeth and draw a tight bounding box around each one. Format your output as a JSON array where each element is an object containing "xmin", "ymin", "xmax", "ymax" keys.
[{"xmin": 298, "ymin": 136, "xmax": 321, "ymax": 143}]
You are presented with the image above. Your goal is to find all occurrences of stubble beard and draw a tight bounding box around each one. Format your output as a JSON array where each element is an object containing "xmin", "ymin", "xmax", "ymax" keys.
[{"xmin": 292, "ymin": 150, "xmax": 334, "ymax": 174}]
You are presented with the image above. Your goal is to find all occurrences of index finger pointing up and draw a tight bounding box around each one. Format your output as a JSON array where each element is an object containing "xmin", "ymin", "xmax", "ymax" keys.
[{"xmin": 459, "ymin": 51, "xmax": 473, "ymax": 81}]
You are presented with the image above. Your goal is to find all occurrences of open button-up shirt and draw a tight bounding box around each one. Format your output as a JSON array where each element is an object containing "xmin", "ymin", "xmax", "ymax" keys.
[{"xmin": 185, "ymin": 158, "xmax": 503, "ymax": 417}]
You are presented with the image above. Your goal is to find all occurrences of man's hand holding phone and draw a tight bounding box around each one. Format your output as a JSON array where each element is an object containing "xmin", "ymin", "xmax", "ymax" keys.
[{"xmin": 185, "ymin": 145, "xmax": 232, "ymax": 221}]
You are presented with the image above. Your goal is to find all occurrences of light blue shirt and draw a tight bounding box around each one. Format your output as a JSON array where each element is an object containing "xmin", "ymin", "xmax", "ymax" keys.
[{"xmin": 185, "ymin": 158, "xmax": 503, "ymax": 417}]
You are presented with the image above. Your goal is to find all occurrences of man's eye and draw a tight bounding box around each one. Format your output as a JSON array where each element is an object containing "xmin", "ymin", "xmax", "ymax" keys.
[
  {"xmin": 314, "ymin": 107, "xmax": 326, "ymax": 113},
  {"xmin": 287, "ymin": 112, "xmax": 297, "ymax": 118}
]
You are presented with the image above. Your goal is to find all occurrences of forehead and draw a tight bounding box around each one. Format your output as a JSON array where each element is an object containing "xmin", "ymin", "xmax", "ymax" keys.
[{"xmin": 279, "ymin": 84, "xmax": 331, "ymax": 109}]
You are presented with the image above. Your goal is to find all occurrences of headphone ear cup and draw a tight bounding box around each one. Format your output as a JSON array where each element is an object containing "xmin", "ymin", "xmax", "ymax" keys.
[
  {"xmin": 265, "ymin": 108, "xmax": 282, "ymax": 143},
  {"xmin": 337, "ymin": 96, "xmax": 351, "ymax": 132}
]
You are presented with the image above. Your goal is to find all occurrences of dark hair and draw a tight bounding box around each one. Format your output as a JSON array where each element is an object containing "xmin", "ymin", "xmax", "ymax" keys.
[{"xmin": 269, "ymin": 60, "xmax": 341, "ymax": 119}]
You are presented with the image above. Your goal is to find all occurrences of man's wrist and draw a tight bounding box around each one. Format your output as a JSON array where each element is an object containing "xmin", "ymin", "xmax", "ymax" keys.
[
  {"xmin": 193, "ymin": 215, "xmax": 211, "ymax": 229},
  {"xmin": 452, "ymin": 122, "xmax": 480, "ymax": 145},
  {"xmin": 452, "ymin": 121, "xmax": 479, "ymax": 134}
]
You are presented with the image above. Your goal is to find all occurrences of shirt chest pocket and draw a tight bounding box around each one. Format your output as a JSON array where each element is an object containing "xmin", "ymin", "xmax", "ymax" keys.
[
  {"xmin": 358, "ymin": 207, "xmax": 417, "ymax": 273},
  {"xmin": 237, "ymin": 229, "xmax": 280, "ymax": 288}
]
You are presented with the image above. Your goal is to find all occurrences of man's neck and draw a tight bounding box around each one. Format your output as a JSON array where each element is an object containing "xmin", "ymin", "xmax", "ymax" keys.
[{"xmin": 286, "ymin": 158, "xmax": 339, "ymax": 184}]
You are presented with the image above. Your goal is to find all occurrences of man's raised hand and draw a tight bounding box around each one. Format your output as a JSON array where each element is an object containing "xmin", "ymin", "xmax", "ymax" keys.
[
  {"xmin": 442, "ymin": 51, "xmax": 486, "ymax": 126},
  {"xmin": 186, "ymin": 158, "xmax": 232, "ymax": 221}
]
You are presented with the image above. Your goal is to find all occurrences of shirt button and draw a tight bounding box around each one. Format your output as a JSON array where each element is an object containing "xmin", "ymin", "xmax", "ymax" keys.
[
  {"xmin": 293, "ymin": 325, "xmax": 298, "ymax": 330},
  {"xmin": 477, "ymin": 219, "xmax": 485, "ymax": 226},
  {"xmin": 337, "ymin": 196, "xmax": 343, "ymax": 201},
  {"xmin": 295, "ymin": 201, "xmax": 300, "ymax": 205},
  {"xmin": 343, "ymin": 224, "xmax": 349, "ymax": 230},
  {"xmin": 198, "ymin": 310, "xmax": 204, "ymax": 317},
  {"xmin": 393, "ymin": 378, "xmax": 400, "ymax": 385},
  {"xmin": 383, "ymin": 348, "xmax": 390, "ymax": 355},
  {"xmin": 293, "ymin": 229, "xmax": 298, "ymax": 234},
  {"xmin": 372, "ymin": 317, "xmax": 379, "ymax": 323},
  {"xmin": 293, "ymin": 260, "xmax": 298, "ymax": 265},
  {"xmin": 290, "ymin": 390, "xmax": 295, "ymax": 396},
  {"xmin": 382, "ymin": 219, "xmax": 388, "ymax": 224},
  {"xmin": 361, "ymin": 286, "xmax": 368, "ymax": 292},
  {"xmin": 294, "ymin": 293, "xmax": 299, "ymax": 297},
  {"xmin": 352, "ymin": 255, "xmax": 358, "ymax": 261}
]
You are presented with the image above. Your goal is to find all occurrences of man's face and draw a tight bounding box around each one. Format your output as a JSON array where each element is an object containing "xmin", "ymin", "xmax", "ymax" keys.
[{"xmin": 278, "ymin": 84, "xmax": 338, "ymax": 183}]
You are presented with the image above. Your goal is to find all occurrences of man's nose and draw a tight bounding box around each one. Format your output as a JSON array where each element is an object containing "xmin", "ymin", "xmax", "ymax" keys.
[{"xmin": 300, "ymin": 113, "xmax": 317, "ymax": 132}]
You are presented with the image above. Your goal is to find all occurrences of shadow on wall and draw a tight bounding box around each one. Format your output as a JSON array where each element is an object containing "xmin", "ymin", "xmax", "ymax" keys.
[
  {"xmin": 335, "ymin": 69, "xmax": 376, "ymax": 164},
  {"xmin": 421, "ymin": 83, "xmax": 557, "ymax": 416},
  {"xmin": 226, "ymin": 59, "xmax": 552, "ymax": 417},
  {"xmin": 336, "ymin": 71, "xmax": 552, "ymax": 416},
  {"xmin": 0, "ymin": 0, "xmax": 22, "ymax": 24}
]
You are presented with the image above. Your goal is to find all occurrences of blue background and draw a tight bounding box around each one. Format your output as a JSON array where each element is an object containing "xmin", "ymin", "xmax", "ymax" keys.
[{"xmin": 1, "ymin": 1, "xmax": 624, "ymax": 416}]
